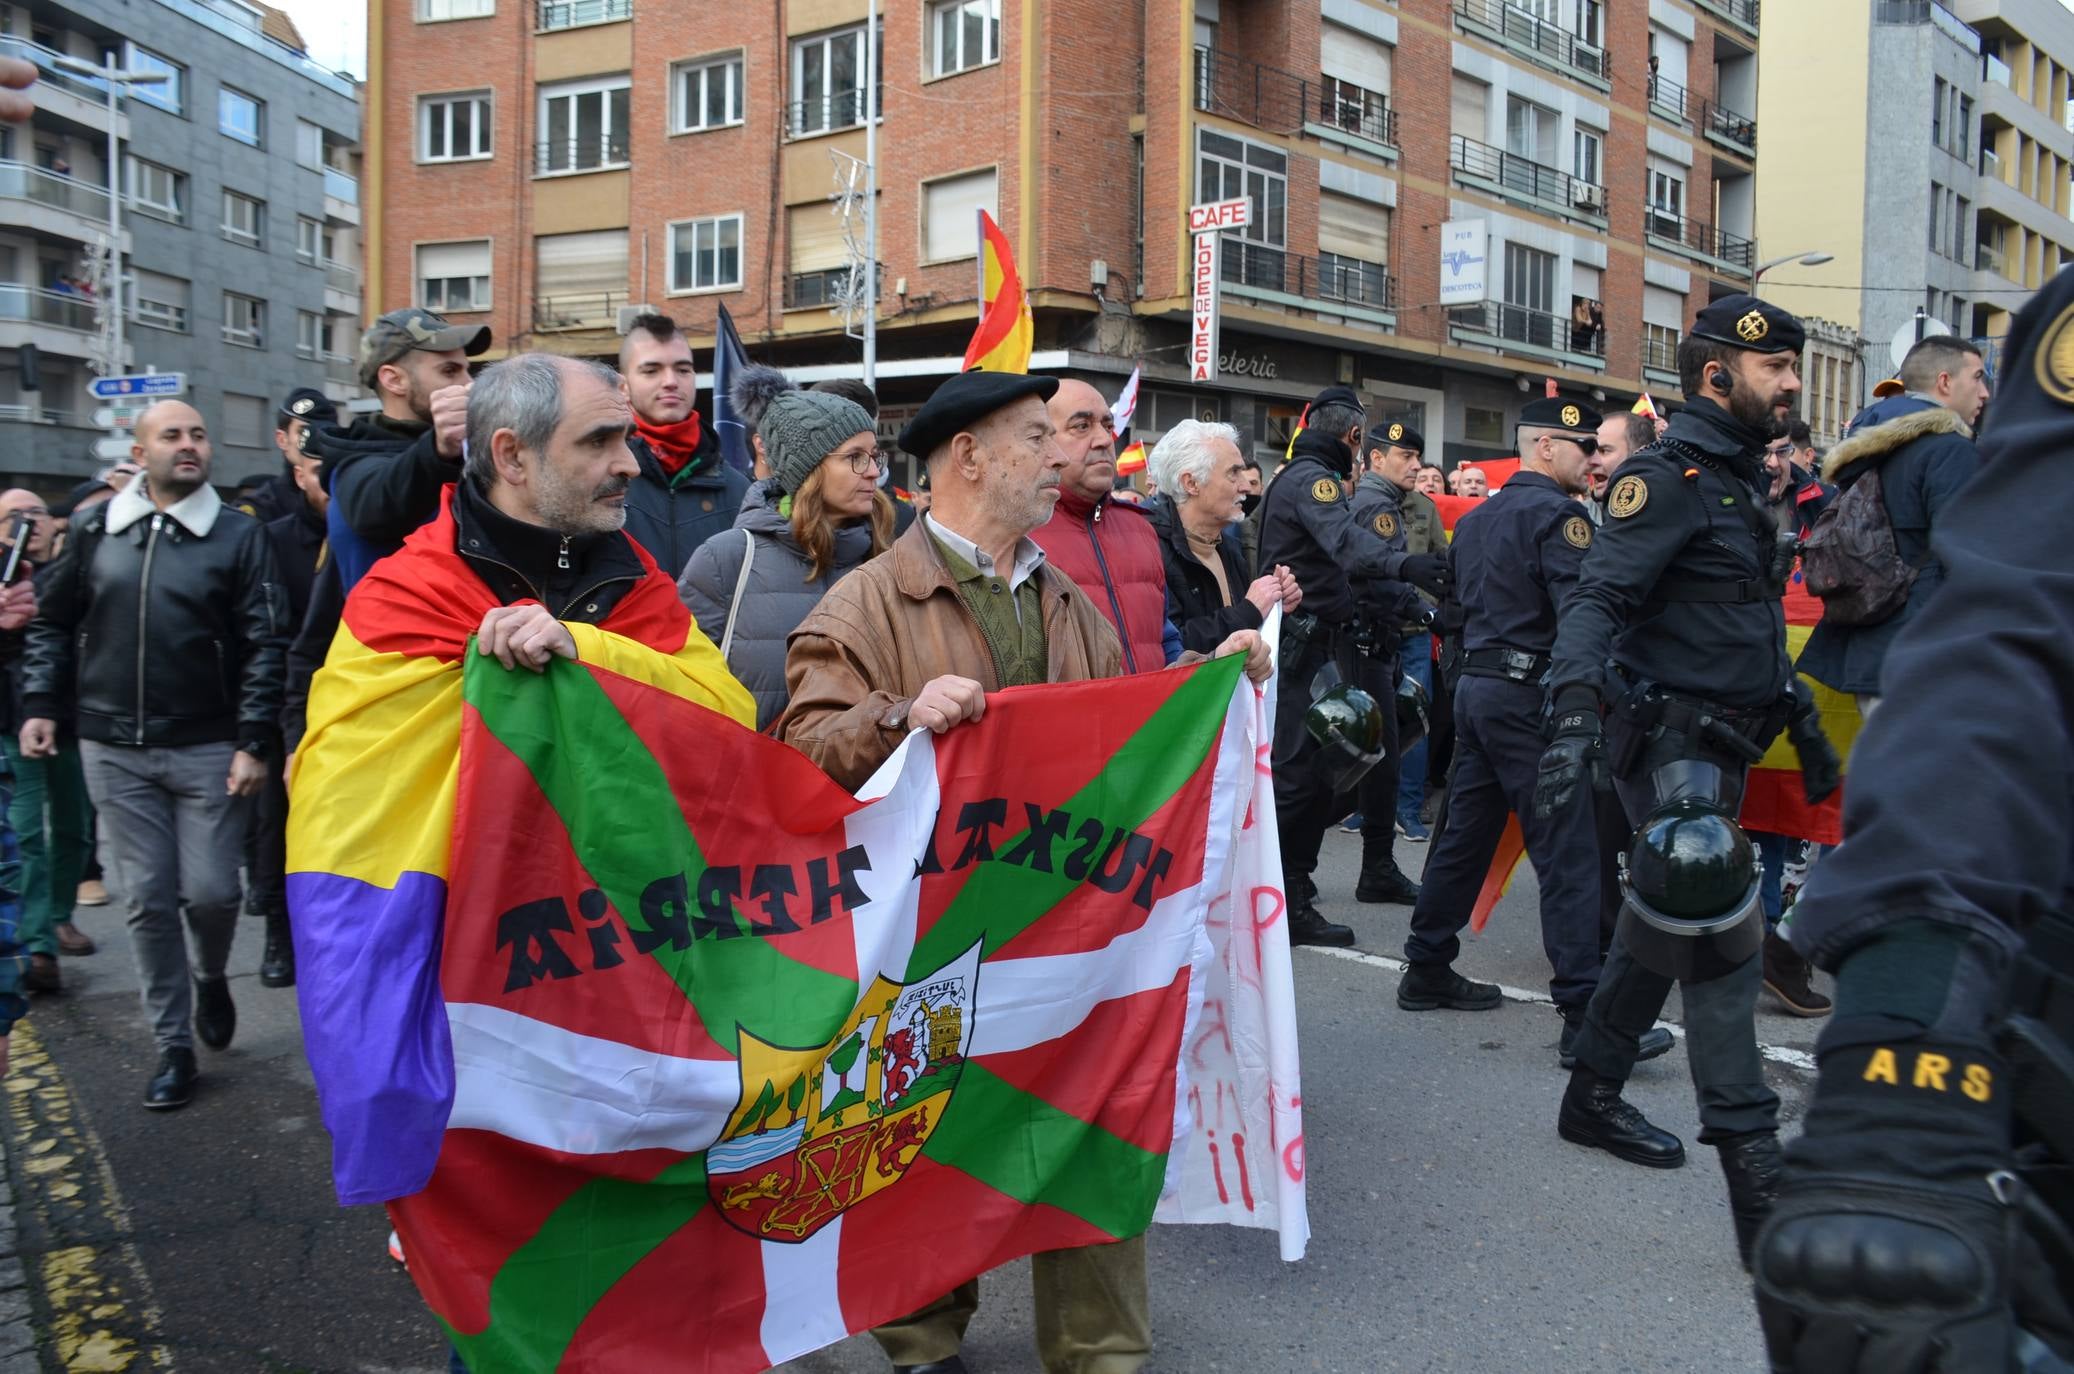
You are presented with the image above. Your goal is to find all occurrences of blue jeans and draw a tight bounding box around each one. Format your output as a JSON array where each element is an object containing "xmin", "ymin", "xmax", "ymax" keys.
[
  {"xmin": 449, "ymin": 1346, "xmax": 467, "ymax": 1372},
  {"xmin": 1754, "ymin": 830, "xmax": 1788, "ymax": 930},
  {"xmin": 1395, "ymin": 639, "xmax": 1433, "ymax": 823}
]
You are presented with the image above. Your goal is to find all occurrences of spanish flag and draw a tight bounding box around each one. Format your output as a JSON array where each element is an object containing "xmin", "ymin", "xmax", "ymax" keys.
[
  {"xmin": 962, "ymin": 209, "xmax": 1033, "ymax": 374},
  {"xmin": 1116, "ymin": 440, "xmax": 1148, "ymax": 476},
  {"xmin": 1737, "ymin": 575, "xmax": 1860, "ymax": 845}
]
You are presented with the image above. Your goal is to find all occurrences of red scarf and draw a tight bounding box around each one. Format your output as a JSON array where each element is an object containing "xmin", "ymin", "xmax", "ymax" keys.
[{"xmin": 633, "ymin": 411, "xmax": 704, "ymax": 476}]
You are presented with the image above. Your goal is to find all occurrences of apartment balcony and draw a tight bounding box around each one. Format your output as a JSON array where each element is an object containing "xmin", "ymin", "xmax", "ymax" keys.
[
  {"xmin": 1448, "ymin": 300, "xmax": 1607, "ymax": 368},
  {"xmin": 1449, "ymin": 134, "xmax": 1609, "ymax": 226},
  {"xmin": 1693, "ymin": 0, "xmax": 1759, "ymax": 38},
  {"xmin": 1194, "ymin": 46, "xmax": 1308, "ymax": 137},
  {"xmin": 321, "ymin": 353, "xmax": 358, "ymax": 387},
  {"xmin": 786, "ymin": 88, "xmax": 884, "ymax": 140},
  {"xmin": 536, "ymin": 0, "xmax": 629, "ymax": 31},
  {"xmin": 1213, "ymin": 243, "xmax": 1400, "ymax": 328},
  {"xmin": 1645, "ymin": 209, "xmax": 1756, "ymax": 276},
  {"xmin": 0, "ymin": 284, "xmax": 101, "ymax": 362},
  {"xmin": 321, "ymin": 259, "xmax": 361, "ymax": 316},
  {"xmin": 784, "ymin": 264, "xmax": 883, "ymax": 311},
  {"xmin": 0, "ymin": 36, "xmax": 124, "ymax": 135},
  {"xmin": 322, "ymin": 166, "xmax": 359, "ymax": 227},
  {"xmin": 1317, "ymin": 78, "xmax": 1398, "ymax": 152},
  {"xmin": 0, "ymin": 161, "xmax": 125, "ymax": 249},
  {"xmin": 1702, "ymin": 99, "xmax": 1756, "ymax": 156},
  {"xmin": 0, "ymin": 405, "xmax": 103, "ymax": 478},
  {"xmin": 1647, "ymin": 74, "xmax": 1688, "ymax": 125},
  {"xmin": 1452, "ymin": 0, "xmax": 1609, "ymax": 89},
  {"xmin": 532, "ymin": 292, "xmax": 623, "ymax": 332}
]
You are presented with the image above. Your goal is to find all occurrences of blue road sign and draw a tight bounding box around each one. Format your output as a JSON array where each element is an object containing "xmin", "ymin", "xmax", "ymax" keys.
[{"xmin": 88, "ymin": 373, "xmax": 186, "ymax": 400}]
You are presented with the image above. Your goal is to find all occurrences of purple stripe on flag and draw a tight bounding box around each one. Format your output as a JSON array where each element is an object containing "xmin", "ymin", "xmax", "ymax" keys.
[{"xmin": 287, "ymin": 869, "xmax": 454, "ymax": 1207}]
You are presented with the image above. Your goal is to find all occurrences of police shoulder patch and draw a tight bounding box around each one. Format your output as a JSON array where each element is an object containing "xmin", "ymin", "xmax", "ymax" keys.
[
  {"xmin": 1608, "ymin": 474, "xmax": 1649, "ymax": 519},
  {"xmin": 1562, "ymin": 515, "xmax": 1592, "ymax": 549},
  {"xmin": 1311, "ymin": 477, "xmax": 1341, "ymax": 503},
  {"xmin": 2036, "ymin": 300, "xmax": 2074, "ymax": 405},
  {"xmin": 1373, "ymin": 511, "xmax": 1397, "ymax": 537}
]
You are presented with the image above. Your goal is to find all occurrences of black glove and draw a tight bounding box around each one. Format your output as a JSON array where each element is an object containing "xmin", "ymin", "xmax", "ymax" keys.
[
  {"xmin": 1533, "ymin": 692, "xmax": 1606, "ymax": 820},
  {"xmin": 1752, "ymin": 1033, "xmax": 2065, "ymax": 1374},
  {"xmin": 1399, "ymin": 553, "xmax": 1452, "ymax": 599},
  {"xmin": 1785, "ymin": 690, "xmax": 1842, "ymax": 805}
]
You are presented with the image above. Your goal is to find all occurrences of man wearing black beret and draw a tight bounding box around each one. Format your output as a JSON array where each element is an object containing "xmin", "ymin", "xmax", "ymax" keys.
[
  {"xmin": 1535, "ymin": 293, "xmax": 1842, "ymax": 1266},
  {"xmin": 777, "ymin": 368, "xmax": 1268, "ymax": 1374}
]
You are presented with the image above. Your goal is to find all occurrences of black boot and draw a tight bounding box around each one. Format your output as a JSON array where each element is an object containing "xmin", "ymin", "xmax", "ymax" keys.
[
  {"xmin": 260, "ymin": 910, "xmax": 295, "ymax": 989},
  {"xmin": 145, "ymin": 1048, "xmax": 198, "ymax": 1110},
  {"xmin": 1557, "ymin": 1008, "xmax": 1675, "ymax": 1069},
  {"xmin": 1354, "ymin": 851, "xmax": 1420, "ymax": 905},
  {"xmin": 1717, "ymin": 1130, "xmax": 1784, "ymax": 1270},
  {"xmin": 1287, "ymin": 894, "xmax": 1354, "ymax": 948},
  {"xmin": 194, "ymin": 976, "xmax": 236, "ymax": 1051},
  {"xmin": 1557, "ymin": 1070, "xmax": 1685, "ymax": 1168},
  {"xmin": 1397, "ymin": 963, "xmax": 1501, "ymax": 1011},
  {"xmin": 1761, "ymin": 931, "xmax": 1832, "ymax": 1017}
]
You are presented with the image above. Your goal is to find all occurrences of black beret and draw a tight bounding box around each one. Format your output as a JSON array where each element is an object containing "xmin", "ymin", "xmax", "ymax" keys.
[
  {"xmin": 898, "ymin": 369, "xmax": 1060, "ymax": 459},
  {"xmin": 1307, "ymin": 385, "xmax": 1363, "ymax": 414},
  {"xmin": 1366, "ymin": 420, "xmax": 1424, "ymax": 454},
  {"xmin": 277, "ymin": 387, "xmax": 337, "ymax": 428},
  {"xmin": 1518, "ymin": 397, "xmax": 1603, "ymax": 434},
  {"xmin": 1690, "ymin": 294, "xmax": 1805, "ymax": 355}
]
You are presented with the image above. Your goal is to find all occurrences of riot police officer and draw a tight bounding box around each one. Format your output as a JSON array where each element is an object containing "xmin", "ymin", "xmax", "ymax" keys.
[
  {"xmin": 1260, "ymin": 386, "xmax": 1453, "ymax": 946},
  {"xmin": 1396, "ymin": 398, "xmax": 1671, "ymax": 1067},
  {"xmin": 1751, "ymin": 278, "xmax": 2074, "ymax": 1370},
  {"xmin": 1534, "ymin": 296, "xmax": 1842, "ymax": 1261}
]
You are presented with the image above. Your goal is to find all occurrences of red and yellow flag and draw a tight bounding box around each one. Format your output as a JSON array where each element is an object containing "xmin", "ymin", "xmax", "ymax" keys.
[
  {"xmin": 962, "ymin": 209, "xmax": 1033, "ymax": 374},
  {"xmin": 1737, "ymin": 577, "xmax": 1861, "ymax": 845},
  {"xmin": 1116, "ymin": 441, "xmax": 1147, "ymax": 476}
]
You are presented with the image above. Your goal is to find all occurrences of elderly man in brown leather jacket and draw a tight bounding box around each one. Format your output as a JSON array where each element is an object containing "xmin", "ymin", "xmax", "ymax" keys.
[{"xmin": 776, "ymin": 369, "xmax": 1266, "ymax": 1374}]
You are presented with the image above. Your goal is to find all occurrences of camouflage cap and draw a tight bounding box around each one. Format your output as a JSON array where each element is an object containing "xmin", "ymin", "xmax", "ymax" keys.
[{"xmin": 359, "ymin": 307, "xmax": 491, "ymax": 388}]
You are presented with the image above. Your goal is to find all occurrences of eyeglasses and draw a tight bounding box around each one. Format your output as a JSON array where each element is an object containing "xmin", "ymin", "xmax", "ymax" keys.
[
  {"xmin": 1764, "ymin": 443, "xmax": 1795, "ymax": 458},
  {"xmin": 841, "ymin": 449, "xmax": 888, "ymax": 476}
]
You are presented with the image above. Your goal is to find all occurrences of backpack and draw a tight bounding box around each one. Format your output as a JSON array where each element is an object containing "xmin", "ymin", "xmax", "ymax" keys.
[{"xmin": 1799, "ymin": 465, "xmax": 1917, "ymax": 627}]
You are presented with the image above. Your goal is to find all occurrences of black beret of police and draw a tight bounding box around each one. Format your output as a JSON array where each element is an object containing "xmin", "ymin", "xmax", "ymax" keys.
[
  {"xmin": 1307, "ymin": 385, "xmax": 1363, "ymax": 414},
  {"xmin": 1690, "ymin": 294, "xmax": 1805, "ymax": 355},
  {"xmin": 277, "ymin": 387, "xmax": 337, "ymax": 428},
  {"xmin": 897, "ymin": 369, "xmax": 1061, "ymax": 459},
  {"xmin": 1519, "ymin": 397, "xmax": 1603, "ymax": 434},
  {"xmin": 1366, "ymin": 420, "xmax": 1424, "ymax": 454}
]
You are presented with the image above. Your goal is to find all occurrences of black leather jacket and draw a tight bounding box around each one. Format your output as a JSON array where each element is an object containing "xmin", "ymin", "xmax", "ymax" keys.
[{"xmin": 21, "ymin": 486, "xmax": 288, "ymax": 750}]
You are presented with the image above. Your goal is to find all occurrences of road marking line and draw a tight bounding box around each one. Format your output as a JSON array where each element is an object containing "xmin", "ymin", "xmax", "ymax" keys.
[
  {"xmin": 3, "ymin": 1021, "xmax": 173, "ymax": 1372},
  {"xmin": 1299, "ymin": 944, "xmax": 1818, "ymax": 1072}
]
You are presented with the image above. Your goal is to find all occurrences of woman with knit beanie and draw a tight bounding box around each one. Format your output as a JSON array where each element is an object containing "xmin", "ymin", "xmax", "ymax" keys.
[{"xmin": 678, "ymin": 388, "xmax": 893, "ymax": 728}]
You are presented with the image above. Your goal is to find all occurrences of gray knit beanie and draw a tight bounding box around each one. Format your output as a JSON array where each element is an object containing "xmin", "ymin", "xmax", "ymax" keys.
[{"xmin": 760, "ymin": 389, "xmax": 877, "ymax": 496}]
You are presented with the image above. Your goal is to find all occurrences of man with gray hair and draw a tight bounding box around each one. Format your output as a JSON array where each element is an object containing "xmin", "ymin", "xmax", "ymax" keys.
[{"xmin": 1147, "ymin": 418, "xmax": 1298, "ymax": 654}]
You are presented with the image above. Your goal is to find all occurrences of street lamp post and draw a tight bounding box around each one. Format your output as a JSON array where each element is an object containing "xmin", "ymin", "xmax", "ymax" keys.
[
  {"xmin": 1753, "ymin": 250, "xmax": 1835, "ymax": 282},
  {"xmin": 52, "ymin": 56, "xmax": 166, "ymax": 380}
]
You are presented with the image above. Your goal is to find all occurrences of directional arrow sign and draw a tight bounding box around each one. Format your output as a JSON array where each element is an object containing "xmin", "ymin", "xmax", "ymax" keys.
[
  {"xmin": 92, "ymin": 437, "xmax": 136, "ymax": 461},
  {"xmin": 88, "ymin": 373, "xmax": 186, "ymax": 400},
  {"xmin": 91, "ymin": 406, "xmax": 142, "ymax": 429}
]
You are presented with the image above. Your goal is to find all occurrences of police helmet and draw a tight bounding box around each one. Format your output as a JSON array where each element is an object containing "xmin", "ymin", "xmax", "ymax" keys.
[
  {"xmin": 1395, "ymin": 673, "xmax": 1431, "ymax": 753},
  {"xmin": 1305, "ymin": 683, "xmax": 1385, "ymax": 791},
  {"xmin": 1616, "ymin": 796, "xmax": 1765, "ymax": 981}
]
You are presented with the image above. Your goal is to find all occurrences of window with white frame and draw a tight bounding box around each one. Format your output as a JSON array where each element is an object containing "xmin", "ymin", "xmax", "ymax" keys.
[
  {"xmin": 222, "ymin": 394, "xmax": 267, "ymax": 449},
  {"xmin": 123, "ymin": 156, "xmax": 187, "ymax": 223},
  {"xmin": 124, "ymin": 44, "xmax": 184, "ymax": 114},
  {"xmin": 421, "ymin": 92, "xmax": 493, "ymax": 162},
  {"xmin": 1503, "ymin": 242, "xmax": 1555, "ymax": 314},
  {"xmin": 534, "ymin": 230, "xmax": 628, "ymax": 324},
  {"xmin": 219, "ymin": 86, "xmax": 264, "ymax": 146},
  {"xmin": 297, "ymin": 310, "xmax": 324, "ymax": 359},
  {"xmin": 922, "ymin": 168, "xmax": 997, "ymax": 262},
  {"xmin": 418, "ymin": 0, "xmax": 495, "ymax": 18},
  {"xmin": 790, "ymin": 24, "xmax": 882, "ymax": 136},
  {"xmin": 1572, "ymin": 127, "xmax": 1602, "ymax": 187},
  {"xmin": 668, "ymin": 215, "xmax": 743, "ymax": 292},
  {"xmin": 221, "ymin": 190, "xmax": 264, "ymax": 247},
  {"xmin": 297, "ymin": 216, "xmax": 322, "ymax": 263},
  {"xmin": 928, "ymin": 0, "xmax": 1000, "ymax": 78},
  {"xmin": 672, "ymin": 54, "xmax": 744, "ymax": 132},
  {"xmin": 223, "ymin": 291, "xmax": 265, "ymax": 347},
  {"xmin": 132, "ymin": 270, "xmax": 189, "ymax": 333},
  {"xmin": 1196, "ymin": 129, "xmax": 1286, "ymax": 286},
  {"xmin": 1649, "ymin": 165, "xmax": 1685, "ymax": 237},
  {"xmin": 418, "ymin": 240, "xmax": 493, "ymax": 311},
  {"xmin": 538, "ymin": 76, "xmax": 630, "ymax": 173}
]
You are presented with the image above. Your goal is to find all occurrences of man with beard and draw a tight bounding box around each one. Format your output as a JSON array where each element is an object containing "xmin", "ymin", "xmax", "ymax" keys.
[
  {"xmin": 20, "ymin": 400, "xmax": 286, "ymax": 1110},
  {"xmin": 617, "ymin": 313, "xmax": 749, "ymax": 576},
  {"xmin": 1535, "ymin": 295, "xmax": 1842, "ymax": 1267}
]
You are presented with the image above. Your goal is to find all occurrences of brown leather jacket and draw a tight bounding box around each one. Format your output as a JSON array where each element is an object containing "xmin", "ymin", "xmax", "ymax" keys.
[{"xmin": 775, "ymin": 519, "xmax": 1124, "ymax": 792}]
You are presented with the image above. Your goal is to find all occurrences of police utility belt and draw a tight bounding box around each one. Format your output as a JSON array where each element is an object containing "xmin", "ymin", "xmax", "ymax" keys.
[
  {"xmin": 1461, "ymin": 647, "xmax": 1549, "ymax": 683},
  {"xmin": 1610, "ymin": 677, "xmax": 1790, "ymax": 773}
]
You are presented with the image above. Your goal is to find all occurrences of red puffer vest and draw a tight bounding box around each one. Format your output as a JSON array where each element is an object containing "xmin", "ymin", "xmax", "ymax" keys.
[{"xmin": 1030, "ymin": 489, "xmax": 1168, "ymax": 674}]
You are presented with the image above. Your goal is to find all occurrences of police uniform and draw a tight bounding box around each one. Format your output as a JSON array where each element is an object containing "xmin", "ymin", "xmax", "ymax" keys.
[
  {"xmin": 1399, "ymin": 400, "xmax": 1612, "ymax": 1020},
  {"xmin": 1540, "ymin": 297, "xmax": 1837, "ymax": 1214},
  {"xmin": 1751, "ymin": 277, "xmax": 2074, "ymax": 1370},
  {"xmin": 1258, "ymin": 387, "xmax": 1450, "ymax": 944}
]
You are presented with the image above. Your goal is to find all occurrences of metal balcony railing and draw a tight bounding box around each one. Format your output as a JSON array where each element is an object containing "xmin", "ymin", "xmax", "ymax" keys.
[
  {"xmin": 1213, "ymin": 245, "xmax": 1399, "ymax": 313},
  {"xmin": 1450, "ymin": 300, "xmax": 1607, "ymax": 358},
  {"xmin": 322, "ymin": 260, "xmax": 360, "ymax": 294},
  {"xmin": 0, "ymin": 161, "xmax": 113, "ymax": 221},
  {"xmin": 1318, "ymin": 77, "xmax": 1397, "ymax": 147},
  {"xmin": 0, "ymin": 284, "xmax": 98, "ymax": 332},
  {"xmin": 322, "ymin": 353, "xmax": 358, "ymax": 386},
  {"xmin": 536, "ymin": 0, "xmax": 629, "ymax": 29},
  {"xmin": 1648, "ymin": 73, "xmax": 1687, "ymax": 121},
  {"xmin": 532, "ymin": 292, "xmax": 624, "ymax": 330},
  {"xmin": 1696, "ymin": 0, "xmax": 1760, "ymax": 30},
  {"xmin": 1645, "ymin": 210, "xmax": 1757, "ymax": 271},
  {"xmin": 1642, "ymin": 336, "xmax": 1679, "ymax": 374},
  {"xmin": 787, "ymin": 87, "xmax": 884, "ymax": 139},
  {"xmin": 1873, "ymin": 0, "xmax": 1931, "ymax": 22},
  {"xmin": 1702, "ymin": 99, "xmax": 1757, "ymax": 151},
  {"xmin": 1193, "ymin": 46, "xmax": 1309, "ymax": 135},
  {"xmin": 535, "ymin": 136, "xmax": 630, "ymax": 175},
  {"xmin": 785, "ymin": 265, "xmax": 886, "ymax": 310},
  {"xmin": 1451, "ymin": 134, "xmax": 1607, "ymax": 215},
  {"xmin": 1976, "ymin": 242, "xmax": 2009, "ymax": 276},
  {"xmin": 1453, "ymin": 0, "xmax": 1609, "ymax": 82},
  {"xmin": 0, "ymin": 35, "xmax": 119, "ymax": 106},
  {"xmin": 322, "ymin": 166, "xmax": 358, "ymax": 204},
  {"xmin": 0, "ymin": 404, "xmax": 85, "ymax": 427}
]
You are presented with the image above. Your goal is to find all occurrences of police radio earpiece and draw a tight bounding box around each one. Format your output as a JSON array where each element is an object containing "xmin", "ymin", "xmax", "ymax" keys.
[{"xmin": 1710, "ymin": 367, "xmax": 1733, "ymax": 396}]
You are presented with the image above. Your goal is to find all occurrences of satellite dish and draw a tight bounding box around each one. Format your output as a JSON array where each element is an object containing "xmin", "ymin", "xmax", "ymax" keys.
[{"xmin": 1891, "ymin": 315, "xmax": 1952, "ymax": 369}]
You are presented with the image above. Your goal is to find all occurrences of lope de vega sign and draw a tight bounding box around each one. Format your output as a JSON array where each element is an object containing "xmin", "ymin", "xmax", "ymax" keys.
[{"xmin": 1188, "ymin": 198, "xmax": 1253, "ymax": 384}]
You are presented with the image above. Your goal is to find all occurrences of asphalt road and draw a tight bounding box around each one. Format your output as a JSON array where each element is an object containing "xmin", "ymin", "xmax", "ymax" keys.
[{"xmin": 0, "ymin": 824, "xmax": 1819, "ymax": 1373}]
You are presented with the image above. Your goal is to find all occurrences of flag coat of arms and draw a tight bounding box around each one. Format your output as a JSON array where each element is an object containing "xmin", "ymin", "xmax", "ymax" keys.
[{"xmin": 288, "ymin": 538, "xmax": 1306, "ymax": 1372}]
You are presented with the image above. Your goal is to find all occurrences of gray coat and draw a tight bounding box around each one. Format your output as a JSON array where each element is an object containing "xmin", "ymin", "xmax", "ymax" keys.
[{"xmin": 677, "ymin": 481, "xmax": 878, "ymax": 729}]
